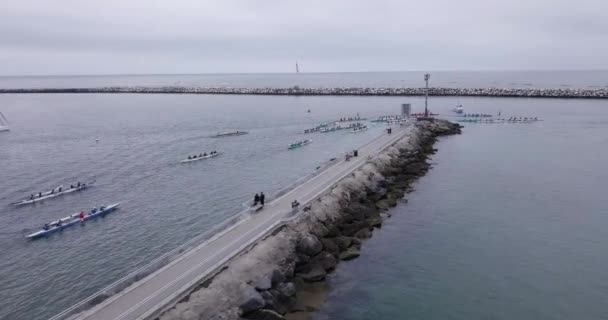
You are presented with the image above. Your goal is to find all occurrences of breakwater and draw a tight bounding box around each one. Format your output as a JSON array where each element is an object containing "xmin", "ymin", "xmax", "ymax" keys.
[
  {"xmin": 155, "ymin": 120, "xmax": 461, "ymax": 320},
  {"xmin": 1, "ymin": 86, "xmax": 608, "ymax": 98}
]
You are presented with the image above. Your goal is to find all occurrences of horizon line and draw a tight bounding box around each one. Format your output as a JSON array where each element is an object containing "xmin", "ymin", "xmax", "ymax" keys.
[{"xmin": 1, "ymin": 69, "xmax": 607, "ymax": 78}]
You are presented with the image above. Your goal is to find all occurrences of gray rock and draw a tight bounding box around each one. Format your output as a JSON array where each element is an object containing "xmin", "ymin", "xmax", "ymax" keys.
[
  {"xmin": 354, "ymin": 228, "xmax": 372, "ymax": 239},
  {"xmin": 376, "ymin": 198, "xmax": 396, "ymax": 210},
  {"xmin": 277, "ymin": 282, "xmax": 296, "ymax": 297},
  {"xmin": 296, "ymin": 235, "xmax": 323, "ymax": 256},
  {"xmin": 313, "ymin": 251, "xmax": 338, "ymax": 271},
  {"xmin": 240, "ymin": 287, "xmax": 265, "ymax": 315},
  {"xmin": 324, "ymin": 224, "xmax": 341, "ymax": 237},
  {"xmin": 243, "ymin": 309, "xmax": 286, "ymax": 320},
  {"xmin": 340, "ymin": 221, "xmax": 369, "ymax": 236},
  {"xmin": 260, "ymin": 291, "xmax": 277, "ymax": 309},
  {"xmin": 253, "ymin": 275, "xmax": 272, "ymax": 291},
  {"xmin": 320, "ymin": 238, "xmax": 340, "ymax": 257},
  {"xmin": 300, "ymin": 264, "xmax": 326, "ymax": 282},
  {"xmin": 388, "ymin": 189, "xmax": 405, "ymax": 200},
  {"xmin": 334, "ymin": 236, "xmax": 353, "ymax": 251},
  {"xmin": 339, "ymin": 247, "xmax": 361, "ymax": 261},
  {"xmin": 310, "ymin": 223, "xmax": 329, "ymax": 238},
  {"xmin": 348, "ymin": 209, "xmax": 365, "ymax": 221},
  {"xmin": 367, "ymin": 217, "xmax": 383, "ymax": 228},
  {"xmin": 270, "ymin": 269, "xmax": 285, "ymax": 287}
]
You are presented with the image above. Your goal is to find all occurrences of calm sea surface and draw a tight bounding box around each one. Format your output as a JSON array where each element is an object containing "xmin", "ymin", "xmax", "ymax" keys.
[
  {"xmin": 1, "ymin": 70, "xmax": 608, "ymax": 89},
  {"xmin": 314, "ymin": 98, "xmax": 608, "ymax": 320},
  {"xmin": 0, "ymin": 72, "xmax": 607, "ymax": 320}
]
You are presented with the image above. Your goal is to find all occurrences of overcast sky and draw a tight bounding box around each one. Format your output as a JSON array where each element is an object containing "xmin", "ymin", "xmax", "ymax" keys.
[{"xmin": 1, "ymin": 0, "xmax": 607, "ymax": 75}]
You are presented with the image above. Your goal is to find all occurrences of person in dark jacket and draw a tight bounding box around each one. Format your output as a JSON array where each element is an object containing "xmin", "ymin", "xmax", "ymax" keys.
[
  {"xmin": 254, "ymin": 193, "xmax": 260, "ymax": 206},
  {"xmin": 260, "ymin": 192, "xmax": 265, "ymax": 206}
]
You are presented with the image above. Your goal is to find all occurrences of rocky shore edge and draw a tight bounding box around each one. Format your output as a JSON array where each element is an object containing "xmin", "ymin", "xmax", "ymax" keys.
[
  {"xmin": 156, "ymin": 120, "xmax": 462, "ymax": 320},
  {"xmin": 2, "ymin": 86, "xmax": 608, "ymax": 99}
]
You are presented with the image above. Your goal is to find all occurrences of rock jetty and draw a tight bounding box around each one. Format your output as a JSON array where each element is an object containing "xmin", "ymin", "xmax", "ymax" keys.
[
  {"xmin": 155, "ymin": 119, "xmax": 461, "ymax": 320},
  {"xmin": 1, "ymin": 86, "xmax": 608, "ymax": 99}
]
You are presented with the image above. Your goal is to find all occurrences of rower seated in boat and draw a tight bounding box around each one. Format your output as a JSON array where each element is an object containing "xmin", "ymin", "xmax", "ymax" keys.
[
  {"xmin": 188, "ymin": 155, "xmax": 191, "ymax": 159},
  {"xmin": 203, "ymin": 153, "xmax": 207, "ymax": 157},
  {"xmin": 91, "ymin": 208, "xmax": 97, "ymax": 214},
  {"xmin": 79, "ymin": 211, "xmax": 85, "ymax": 219},
  {"xmin": 43, "ymin": 223, "xmax": 50, "ymax": 230},
  {"xmin": 100, "ymin": 206, "xmax": 105, "ymax": 211},
  {"xmin": 30, "ymin": 194, "xmax": 34, "ymax": 200},
  {"xmin": 58, "ymin": 187, "xmax": 62, "ymax": 192},
  {"xmin": 38, "ymin": 192, "xmax": 42, "ymax": 197},
  {"xmin": 70, "ymin": 185, "xmax": 74, "ymax": 189}
]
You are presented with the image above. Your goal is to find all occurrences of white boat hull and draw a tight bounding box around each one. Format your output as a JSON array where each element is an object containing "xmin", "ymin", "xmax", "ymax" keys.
[{"xmin": 13, "ymin": 183, "xmax": 91, "ymax": 206}]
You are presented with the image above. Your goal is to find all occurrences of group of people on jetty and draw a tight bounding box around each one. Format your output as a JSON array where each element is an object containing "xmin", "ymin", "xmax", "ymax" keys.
[
  {"xmin": 29, "ymin": 182, "xmax": 82, "ymax": 200},
  {"xmin": 42, "ymin": 205, "xmax": 106, "ymax": 230},
  {"xmin": 253, "ymin": 192, "xmax": 266, "ymax": 206},
  {"xmin": 187, "ymin": 151, "xmax": 218, "ymax": 159}
]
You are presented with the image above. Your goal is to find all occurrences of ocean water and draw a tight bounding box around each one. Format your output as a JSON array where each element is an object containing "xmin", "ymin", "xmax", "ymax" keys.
[
  {"xmin": 0, "ymin": 92, "xmax": 426, "ymax": 320},
  {"xmin": 0, "ymin": 72, "xmax": 606, "ymax": 320},
  {"xmin": 314, "ymin": 98, "xmax": 608, "ymax": 320},
  {"xmin": 1, "ymin": 70, "xmax": 608, "ymax": 90}
]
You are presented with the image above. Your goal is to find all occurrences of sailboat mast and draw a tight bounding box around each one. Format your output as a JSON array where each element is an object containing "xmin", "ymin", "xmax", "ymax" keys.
[{"xmin": 0, "ymin": 112, "xmax": 7, "ymax": 125}]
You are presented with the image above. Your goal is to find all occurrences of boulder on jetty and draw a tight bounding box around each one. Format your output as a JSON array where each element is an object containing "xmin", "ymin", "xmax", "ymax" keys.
[{"xmin": 156, "ymin": 119, "xmax": 461, "ymax": 320}]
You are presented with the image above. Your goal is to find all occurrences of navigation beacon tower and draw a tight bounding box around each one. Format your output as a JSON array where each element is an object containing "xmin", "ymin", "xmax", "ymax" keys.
[{"xmin": 424, "ymin": 73, "xmax": 430, "ymax": 117}]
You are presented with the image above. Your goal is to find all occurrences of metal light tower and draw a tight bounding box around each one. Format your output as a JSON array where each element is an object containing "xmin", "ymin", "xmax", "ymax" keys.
[{"xmin": 424, "ymin": 73, "xmax": 430, "ymax": 117}]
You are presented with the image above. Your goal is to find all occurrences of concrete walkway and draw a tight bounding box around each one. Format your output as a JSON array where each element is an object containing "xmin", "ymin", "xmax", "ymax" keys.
[{"xmin": 74, "ymin": 125, "xmax": 412, "ymax": 320}]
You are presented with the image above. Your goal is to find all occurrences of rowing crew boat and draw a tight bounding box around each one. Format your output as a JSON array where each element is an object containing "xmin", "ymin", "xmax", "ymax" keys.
[
  {"xmin": 12, "ymin": 182, "xmax": 93, "ymax": 206},
  {"xmin": 180, "ymin": 152, "xmax": 222, "ymax": 163},
  {"xmin": 350, "ymin": 126, "xmax": 368, "ymax": 133},
  {"xmin": 288, "ymin": 139, "xmax": 312, "ymax": 149},
  {"xmin": 212, "ymin": 131, "xmax": 248, "ymax": 138},
  {"xmin": 26, "ymin": 203, "xmax": 120, "ymax": 239}
]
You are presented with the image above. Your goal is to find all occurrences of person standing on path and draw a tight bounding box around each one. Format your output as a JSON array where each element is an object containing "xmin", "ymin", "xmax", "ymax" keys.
[
  {"xmin": 260, "ymin": 192, "xmax": 265, "ymax": 206},
  {"xmin": 254, "ymin": 193, "xmax": 260, "ymax": 206}
]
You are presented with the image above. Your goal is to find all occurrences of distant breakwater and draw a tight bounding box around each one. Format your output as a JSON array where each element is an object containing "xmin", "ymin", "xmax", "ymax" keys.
[{"xmin": 2, "ymin": 86, "xmax": 608, "ymax": 99}]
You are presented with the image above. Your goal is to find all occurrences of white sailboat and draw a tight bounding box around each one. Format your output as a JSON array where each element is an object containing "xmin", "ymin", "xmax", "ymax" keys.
[{"xmin": 0, "ymin": 112, "xmax": 9, "ymax": 132}]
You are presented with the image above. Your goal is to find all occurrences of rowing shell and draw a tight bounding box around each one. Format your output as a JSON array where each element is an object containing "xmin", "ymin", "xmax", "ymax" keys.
[
  {"xmin": 26, "ymin": 203, "xmax": 120, "ymax": 239},
  {"xmin": 288, "ymin": 139, "xmax": 312, "ymax": 149},
  {"xmin": 180, "ymin": 152, "xmax": 222, "ymax": 163},
  {"xmin": 12, "ymin": 183, "xmax": 93, "ymax": 206}
]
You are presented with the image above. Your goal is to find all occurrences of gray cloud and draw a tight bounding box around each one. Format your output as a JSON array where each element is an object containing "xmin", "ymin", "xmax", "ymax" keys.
[{"xmin": 1, "ymin": 0, "xmax": 607, "ymax": 75}]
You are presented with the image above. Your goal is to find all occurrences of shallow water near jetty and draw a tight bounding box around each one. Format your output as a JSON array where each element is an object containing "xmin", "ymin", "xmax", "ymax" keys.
[{"xmin": 314, "ymin": 100, "xmax": 608, "ymax": 319}]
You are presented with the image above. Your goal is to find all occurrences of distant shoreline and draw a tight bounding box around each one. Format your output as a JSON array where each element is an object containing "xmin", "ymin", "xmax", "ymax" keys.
[{"xmin": 1, "ymin": 86, "xmax": 607, "ymax": 99}]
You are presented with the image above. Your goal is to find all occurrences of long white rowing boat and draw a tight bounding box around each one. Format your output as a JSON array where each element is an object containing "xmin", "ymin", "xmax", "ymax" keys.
[
  {"xmin": 12, "ymin": 182, "xmax": 93, "ymax": 206},
  {"xmin": 26, "ymin": 203, "xmax": 120, "ymax": 239},
  {"xmin": 350, "ymin": 126, "xmax": 368, "ymax": 133},
  {"xmin": 288, "ymin": 139, "xmax": 312, "ymax": 149},
  {"xmin": 180, "ymin": 152, "xmax": 222, "ymax": 163},
  {"xmin": 212, "ymin": 131, "xmax": 248, "ymax": 138}
]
